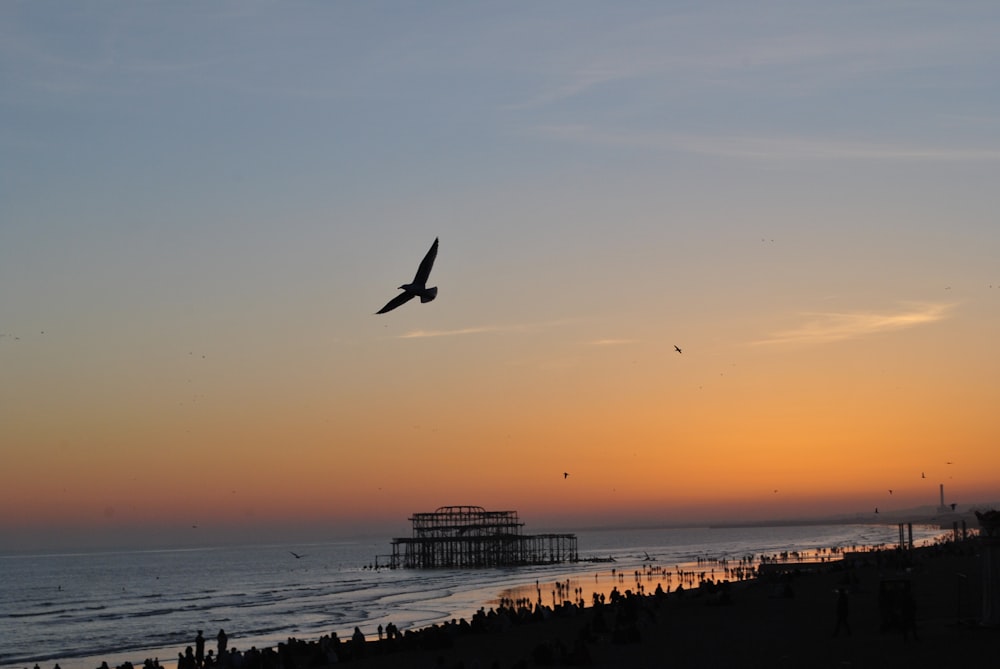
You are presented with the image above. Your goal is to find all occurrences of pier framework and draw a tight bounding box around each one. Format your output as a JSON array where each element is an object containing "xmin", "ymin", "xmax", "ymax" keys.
[{"xmin": 389, "ymin": 505, "xmax": 578, "ymax": 568}]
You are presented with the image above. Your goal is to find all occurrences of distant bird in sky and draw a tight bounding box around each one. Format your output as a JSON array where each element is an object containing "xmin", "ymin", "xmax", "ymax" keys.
[
  {"xmin": 563, "ymin": 472, "xmax": 569, "ymax": 479},
  {"xmin": 889, "ymin": 489, "xmax": 893, "ymax": 495},
  {"xmin": 376, "ymin": 237, "xmax": 439, "ymax": 314},
  {"xmin": 921, "ymin": 472, "xmax": 926, "ymax": 478},
  {"xmin": 289, "ymin": 551, "xmax": 305, "ymax": 559},
  {"xmin": 673, "ymin": 345, "xmax": 682, "ymax": 354}
]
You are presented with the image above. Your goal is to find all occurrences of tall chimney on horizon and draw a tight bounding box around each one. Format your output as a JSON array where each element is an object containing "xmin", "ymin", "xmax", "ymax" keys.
[{"xmin": 939, "ymin": 483, "xmax": 946, "ymax": 512}]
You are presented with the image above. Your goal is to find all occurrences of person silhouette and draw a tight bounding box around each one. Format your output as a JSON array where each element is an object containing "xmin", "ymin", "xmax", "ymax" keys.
[
  {"xmin": 216, "ymin": 629, "xmax": 228, "ymax": 658},
  {"xmin": 194, "ymin": 631, "xmax": 205, "ymax": 667},
  {"xmin": 833, "ymin": 589, "xmax": 851, "ymax": 637},
  {"xmin": 351, "ymin": 626, "xmax": 366, "ymax": 659}
]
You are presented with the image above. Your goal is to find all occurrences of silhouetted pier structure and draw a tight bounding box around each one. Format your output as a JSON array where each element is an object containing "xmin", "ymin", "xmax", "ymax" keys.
[{"xmin": 388, "ymin": 505, "xmax": 578, "ymax": 568}]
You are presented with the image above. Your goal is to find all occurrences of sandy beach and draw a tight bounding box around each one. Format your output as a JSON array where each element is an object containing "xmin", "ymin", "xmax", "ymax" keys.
[{"xmin": 330, "ymin": 540, "xmax": 996, "ymax": 669}]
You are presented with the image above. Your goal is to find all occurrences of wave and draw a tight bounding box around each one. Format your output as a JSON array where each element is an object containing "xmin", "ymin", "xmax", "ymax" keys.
[{"xmin": 7, "ymin": 609, "xmax": 70, "ymax": 619}]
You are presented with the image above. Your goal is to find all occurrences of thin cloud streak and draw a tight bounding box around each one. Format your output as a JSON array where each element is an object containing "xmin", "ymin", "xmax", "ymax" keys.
[
  {"xmin": 397, "ymin": 320, "xmax": 579, "ymax": 339},
  {"xmin": 503, "ymin": 7, "xmax": 990, "ymax": 111},
  {"xmin": 529, "ymin": 125, "xmax": 1000, "ymax": 163},
  {"xmin": 398, "ymin": 326, "xmax": 500, "ymax": 339},
  {"xmin": 669, "ymin": 135, "xmax": 1000, "ymax": 162},
  {"xmin": 504, "ymin": 67, "xmax": 632, "ymax": 111},
  {"xmin": 588, "ymin": 338, "xmax": 637, "ymax": 346},
  {"xmin": 754, "ymin": 303, "xmax": 953, "ymax": 346}
]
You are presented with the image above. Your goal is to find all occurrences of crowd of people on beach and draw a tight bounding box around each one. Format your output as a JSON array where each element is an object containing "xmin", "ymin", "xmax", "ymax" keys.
[
  {"xmin": 142, "ymin": 537, "xmax": 967, "ymax": 667},
  {"xmin": 17, "ymin": 533, "xmax": 977, "ymax": 669},
  {"xmin": 167, "ymin": 588, "xmax": 667, "ymax": 668},
  {"xmin": 79, "ymin": 574, "xmax": 743, "ymax": 669}
]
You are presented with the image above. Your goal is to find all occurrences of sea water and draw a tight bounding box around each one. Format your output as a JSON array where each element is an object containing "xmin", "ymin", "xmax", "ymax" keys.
[{"xmin": 0, "ymin": 524, "xmax": 948, "ymax": 669}]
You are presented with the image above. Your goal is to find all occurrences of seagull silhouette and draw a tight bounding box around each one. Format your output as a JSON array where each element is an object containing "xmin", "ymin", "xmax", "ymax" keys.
[
  {"xmin": 289, "ymin": 551, "xmax": 305, "ymax": 559},
  {"xmin": 673, "ymin": 345, "xmax": 682, "ymax": 354},
  {"xmin": 376, "ymin": 238, "xmax": 439, "ymax": 314}
]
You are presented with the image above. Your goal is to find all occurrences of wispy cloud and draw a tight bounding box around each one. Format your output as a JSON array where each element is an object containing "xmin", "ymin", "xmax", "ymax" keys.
[
  {"xmin": 502, "ymin": 7, "xmax": 984, "ymax": 111},
  {"xmin": 668, "ymin": 135, "xmax": 1000, "ymax": 162},
  {"xmin": 397, "ymin": 326, "xmax": 502, "ymax": 339},
  {"xmin": 588, "ymin": 338, "xmax": 637, "ymax": 346},
  {"xmin": 397, "ymin": 320, "xmax": 578, "ymax": 339},
  {"xmin": 528, "ymin": 125, "xmax": 1000, "ymax": 163},
  {"xmin": 504, "ymin": 66, "xmax": 637, "ymax": 110},
  {"xmin": 753, "ymin": 302, "xmax": 953, "ymax": 346}
]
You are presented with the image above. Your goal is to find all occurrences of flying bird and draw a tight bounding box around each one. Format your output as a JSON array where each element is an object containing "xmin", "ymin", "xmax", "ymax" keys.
[
  {"xmin": 376, "ymin": 238, "xmax": 439, "ymax": 314},
  {"xmin": 289, "ymin": 551, "xmax": 305, "ymax": 559},
  {"xmin": 673, "ymin": 345, "xmax": 682, "ymax": 354},
  {"xmin": 563, "ymin": 472, "xmax": 569, "ymax": 479},
  {"xmin": 921, "ymin": 472, "xmax": 926, "ymax": 478},
  {"xmin": 889, "ymin": 489, "xmax": 893, "ymax": 495}
]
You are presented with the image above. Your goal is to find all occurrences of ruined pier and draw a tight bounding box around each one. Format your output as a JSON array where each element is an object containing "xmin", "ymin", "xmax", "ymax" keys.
[{"xmin": 388, "ymin": 505, "xmax": 578, "ymax": 569}]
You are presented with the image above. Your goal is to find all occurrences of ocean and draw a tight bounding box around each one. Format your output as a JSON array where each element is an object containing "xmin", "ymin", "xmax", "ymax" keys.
[{"xmin": 1, "ymin": 523, "xmax": 948, "ymax": 669}]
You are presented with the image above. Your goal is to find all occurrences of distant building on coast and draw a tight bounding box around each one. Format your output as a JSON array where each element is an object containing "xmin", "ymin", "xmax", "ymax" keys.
[
  {"xmin": 385, "ymin": 505, "xmax": 578, "ymax": 569},
  {"xmin": 938, "ymin": 483, "xmax": 949, "ymax": 513}
]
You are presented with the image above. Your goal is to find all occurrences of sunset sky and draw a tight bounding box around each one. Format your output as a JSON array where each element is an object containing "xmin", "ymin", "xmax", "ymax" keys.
[{"xmin": 3, "ymin": 1, "xmax": 999, "ymax": 551}]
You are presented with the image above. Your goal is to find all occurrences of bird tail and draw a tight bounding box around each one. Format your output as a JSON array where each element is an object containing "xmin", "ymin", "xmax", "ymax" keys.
[{"xmin": 420, "ymin": 286, "xmax": 438, "ymax": 303}]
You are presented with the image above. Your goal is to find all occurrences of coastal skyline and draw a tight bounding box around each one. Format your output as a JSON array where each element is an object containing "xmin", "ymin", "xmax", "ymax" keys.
[{"xmin": 3, "ymin": 1, "xmax": 1000, "ymax": 551}]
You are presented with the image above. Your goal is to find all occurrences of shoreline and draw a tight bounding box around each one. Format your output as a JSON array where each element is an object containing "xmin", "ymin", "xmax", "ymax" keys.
[
  {"xmin": 337, "ymin": 537, "xmax": 1000, "ymax": 668},
  {"xmin": 708, "ymin": 511, "xmax": 977, "ymax": 530},
  {"xmin": 7, "ymin": 530, "xmax": 972, "ymax": 669}
]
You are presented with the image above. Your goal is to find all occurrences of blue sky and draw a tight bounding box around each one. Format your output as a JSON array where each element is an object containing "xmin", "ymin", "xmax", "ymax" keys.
[{"xmin": 3, "ymin": 1, "xmax": 1000, "ymax": 550}]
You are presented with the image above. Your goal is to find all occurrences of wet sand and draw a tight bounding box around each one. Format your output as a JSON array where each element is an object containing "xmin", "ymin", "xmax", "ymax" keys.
[{"xmin": 340, "ymin": 541, "xmax": 997, "ymax": 668}]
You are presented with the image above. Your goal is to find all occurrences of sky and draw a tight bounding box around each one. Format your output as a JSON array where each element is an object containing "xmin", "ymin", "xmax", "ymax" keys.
[{"xmin": 3, "ymin": 1, "xmax": 1000, "ymax": 552}]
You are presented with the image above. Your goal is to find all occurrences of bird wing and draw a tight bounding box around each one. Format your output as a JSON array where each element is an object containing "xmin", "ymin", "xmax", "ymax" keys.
[
  {"xmin": 376, "ymin": 292, "xmax": 416, "ymax": 314},
  {"xmin": 412, "ymin": 237, "xmax": 439, "ymax": 286}
]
